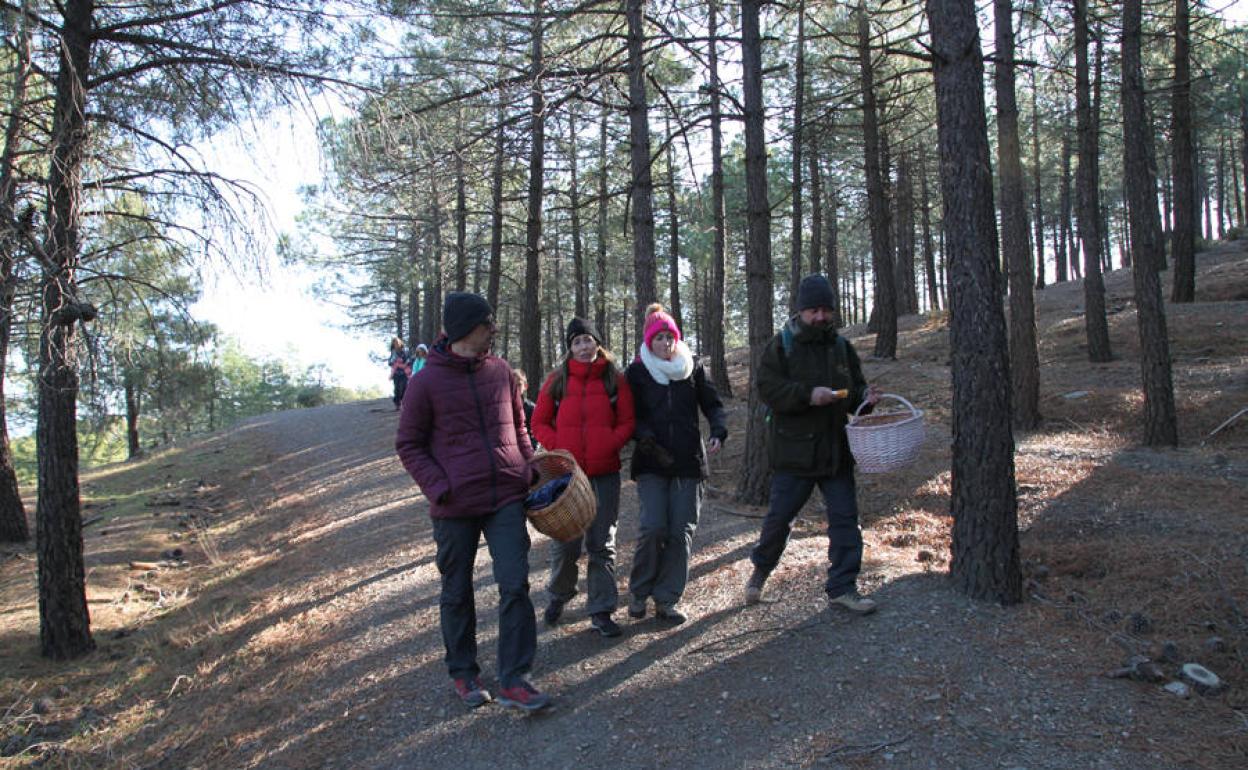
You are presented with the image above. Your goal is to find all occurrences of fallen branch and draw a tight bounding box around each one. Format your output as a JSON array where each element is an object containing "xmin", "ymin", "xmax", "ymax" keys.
[
  {"xmin": 1, "ymin": 682, "xmax": 36, "ymax": 722},
  {"xmin": 1204, "ymin": 407, "xmax": 1247, "ymax": 443},
  {"xmin": 824, "ymin": 734, "xmax": 911, "ymax": 758}
]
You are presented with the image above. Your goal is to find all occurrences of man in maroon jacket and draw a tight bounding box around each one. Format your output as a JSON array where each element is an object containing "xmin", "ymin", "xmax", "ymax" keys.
[{"xmin": 395, "ymin": 291, "xmax": 550, "ymax": 712}]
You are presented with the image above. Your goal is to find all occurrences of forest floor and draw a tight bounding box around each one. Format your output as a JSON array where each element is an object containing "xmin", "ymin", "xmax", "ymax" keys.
[{"xmin": 1, "ymin": 243, "xmax": 1246, "ymax": 769}]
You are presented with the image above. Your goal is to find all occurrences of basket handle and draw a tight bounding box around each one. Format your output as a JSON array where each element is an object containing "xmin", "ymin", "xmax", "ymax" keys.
[
  {"xmin": 852, "ymin": 392, "xmax": 919, "ymax": 420},
  {"xmin": 531, "ymin": 448, "xmax": 577, "ymax": 465}
]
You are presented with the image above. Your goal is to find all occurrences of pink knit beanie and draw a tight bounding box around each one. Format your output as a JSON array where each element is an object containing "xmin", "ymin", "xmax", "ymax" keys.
[{"xmin": 643, "ymin": 303, "xmax": 681, "ymax": 349}]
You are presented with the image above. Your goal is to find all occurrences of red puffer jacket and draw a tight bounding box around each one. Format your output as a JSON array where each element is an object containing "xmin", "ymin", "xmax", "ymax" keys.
[
  {"xmin": 531, "ymin": 357, "xmax": 635, "ymax": 477},
  {"xmin": 395, "ymin": 339, "xmax": 534, "ymax": 518}
]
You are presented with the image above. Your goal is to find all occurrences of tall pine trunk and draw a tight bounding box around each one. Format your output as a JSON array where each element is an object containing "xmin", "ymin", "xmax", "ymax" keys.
[
  {"xmin": 1171, "ymin": 0, "xmax": 1196, "ymax": 301},
  {"xmin": 995, "ymin": 0, "xmax": 1041, "ymax": 428},
  {"xmin": 927, "ymin": 0, "xmax": 1022, "ymax": 605},
  {"xmin": 893, "ymin": 150, "xmax": 917, "ymax": 316},
  {"xmin": 858, "ymin": 4, "xmax": 897, "ymax": 358},
  {"xmin": 1057, "ymin": 109, "xmax": 1072, "ymax": 282},
  {"xmin": 38, "ymin": 0, "xmax": 97, "ymax": 659},
  {"xmin": 596, "ymin": 105, "xmax": 610, "ymax": 347},
  {"xmin": 735, "ymin": 0, "xmax": 774, "ymax": 506},
  {"xmin": 454, "ymin": 111, "xmax": 468, "ymax": 292},
  {"xmin": 0, "ymin": 7, "xmax": 32, "ymax": 543},
  {"xmin": 1121, "ymin": 0, "xmax": 1178, "ymax": 447},
  {"xmin": 626, "ymin": 0, "xmax": 657, "ymax": 339},
  {"xmin": 1031, "ymin": 73, "xmax": 1046, "ymax": 290},
  {"xmin": 487, "ymin": 91, "xmax": 505, "ymax": 311},
  {"xmin": 706, "ymin": 0, "xmax": 730, "ymax": 395},
  {"xmin": 124, "ymin": 378, "xmax": 142, "ymax": 459},
  {"xmin": 788, "ymin": 0, "xmax": 806, "ymax": 312},
  {"xmin": 568, "ymin": 109, "xmax": 587, "ymax": 319},
  {"xmin": 522, "ymin": 0, "xmax": 545, "ymax": 395},
  {"xmin": 664, "ymin": 113, "xmax": 683, "ymax": 330},
  {"xmin": 920, "ymin": 148, "xmax": 940, "ymax": 311},
  {"xmin": 1074, "ymin": 0, "xmax": 1112, "ymax": 362},
  {"xmin": 826, "ymin": 157, "xmax": 844, "ymax": 324}
]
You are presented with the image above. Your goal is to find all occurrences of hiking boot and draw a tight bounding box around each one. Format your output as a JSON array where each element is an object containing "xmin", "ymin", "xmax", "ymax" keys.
[
  {"xmin": 829, "ymin": 590, "xmax": 878, "ymax": 615},
  {"xmin": 744, "ymin": 567, "xmax": 768, "ymax": 605},
  {"xmin": 452, "ymin": 677, "xmax": 492, "ymax": 709},
  {"xmin": 590, "ymin": 612, "xmax": 621, "ymax": 637},
  {"xmin": 627, "ymin": 595, "xmax": 647, "ymax": 619},
  {"xmin": 543, "ymin": 599, "xmax": 564, "ymax": 626},
  {"xmin": 497, "ymin": 679, "xmax": 552, "ymax": 712},
  {"xmin": 655, "ymin": 604, "xmax": 688, "ymax": 624}
]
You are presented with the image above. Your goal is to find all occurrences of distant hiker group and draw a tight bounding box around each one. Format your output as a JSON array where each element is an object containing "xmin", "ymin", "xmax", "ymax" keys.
[
  {"xmin": 386, "ymin": 337, "xmax": 427, "ymax": 409},
  {"xmin": 394, "ymin": 276, "xmax": 879, "ymax": 712}
]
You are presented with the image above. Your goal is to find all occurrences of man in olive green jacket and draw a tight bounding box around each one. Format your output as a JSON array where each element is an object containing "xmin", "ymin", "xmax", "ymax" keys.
[{"xmin": 745, "ymin": 274, "xmax": 880, "ymax": 613}]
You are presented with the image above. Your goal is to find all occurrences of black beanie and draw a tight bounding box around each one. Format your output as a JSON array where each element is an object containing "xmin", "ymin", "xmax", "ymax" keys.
[
  {"xmin": 443, "ymin": 292, "xmax": 493, "ymax": 342},
  {"xmin": 796, "ymin": 274, "xmax": 836, "ymax": 311},
  {"xmin": 565, "ymin": 317, "xmax": 601, "ymax": 350}
]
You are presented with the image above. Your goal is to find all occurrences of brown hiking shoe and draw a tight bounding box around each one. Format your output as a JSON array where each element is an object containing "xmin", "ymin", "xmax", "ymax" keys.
[{"xmin": 829, "ymin": 590, "xmax": 878, "ymax": 615}]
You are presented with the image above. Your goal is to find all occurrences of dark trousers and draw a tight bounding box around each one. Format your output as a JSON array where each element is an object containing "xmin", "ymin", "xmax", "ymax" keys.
[
  {"xmin": 392, "ymin": 372, "xmax": 408, "ymax": 406},
  {"xmin": 629, "ymin": 474, "xmax": 701, "ymax": 606},
  {"xmin": 546, "ymin": 472, "xmax": 620, "ymax": 615},
  {"xmin": 749, "ymin": 469, "xmax": 863, "ymax": 598},
  {"xmin": 431, "ymin": 501, "xmax": 536, "ymax": 687}
]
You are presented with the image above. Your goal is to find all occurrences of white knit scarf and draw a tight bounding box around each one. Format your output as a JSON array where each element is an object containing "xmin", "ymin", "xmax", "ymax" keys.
[{"xmin": 639, "ymin": 339, "xmax": 694, "ymax": 385}]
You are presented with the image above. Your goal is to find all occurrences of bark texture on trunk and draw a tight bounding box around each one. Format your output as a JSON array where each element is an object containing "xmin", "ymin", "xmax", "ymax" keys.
[
  {"xmin": 522, "ymin": 0, "xmax": 545, "ymax": 396},
  {"xmin": 37, "ymin": 0, "xmax": 97, "ymax": 659},
  {"xmin": 734, "ymin": 0, "xmax": 774, "ymax": 506},
  {"xmin": 626, "ymin": 0, "xmax": 657, "ymax": 340},
  {"xmin": 1170, "ymin": 0, "xmax": 1196, "ymax": 302},
  {"xmin": 1074, "ymin": 0, "xmax": 1112, "ymax": 361},
  {"xmin": 858, "ymin": 4, "xmax": 897, "ymax": 358},
  {"xmin": 706, "ymin": 0, "xmax": 730, "ymax": 395},
  {"xmin": 927, "ymin": 0, "xmax": 1022, "ymax": 605},
  {"xmin": 995, "ymin": 0, "xmax": 1041, "ymax": 429},
  {"xmin": 1121, "ymin": 0, "xmax": 1178, "ymax": 447}
]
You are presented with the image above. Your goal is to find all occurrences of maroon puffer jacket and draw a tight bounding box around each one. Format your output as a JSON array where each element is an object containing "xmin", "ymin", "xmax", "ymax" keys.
[{"xmin": 395, "ymin": 339, "xmax": 534, "ymax": 518}]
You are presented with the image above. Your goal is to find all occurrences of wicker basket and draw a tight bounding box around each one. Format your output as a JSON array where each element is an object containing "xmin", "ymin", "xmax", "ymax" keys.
[
  {"xmin": 526, "ymin": 450, "xmax": 596, "ymax": 542},
  {"xmin": 846, "ymin": 393, "xmax": 925, "ymax": 473}
]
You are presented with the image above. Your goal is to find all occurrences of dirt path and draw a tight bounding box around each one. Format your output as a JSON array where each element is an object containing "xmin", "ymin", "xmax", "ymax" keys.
[{"xmin": 3, "ymin": 245, "xmax": 1246, "ymax": 769}]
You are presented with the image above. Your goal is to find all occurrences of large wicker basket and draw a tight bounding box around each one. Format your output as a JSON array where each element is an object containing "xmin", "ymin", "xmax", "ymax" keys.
[
  {"xmin": 846, "ymin": 393, "xmax": 925, "ymax": 473},
  {"xmin": 526, "ymin": 450, "xmax": 596, "ymax": 542}
]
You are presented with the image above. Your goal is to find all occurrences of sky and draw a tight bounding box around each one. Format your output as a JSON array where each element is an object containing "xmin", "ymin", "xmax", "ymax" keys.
[
  {"xmin": 192, "ymin": 0, "xmax": 1248, "ymax": 393},
  {"xmin": 191, "ymin": 98, "xmax": 387, "ymax": 393}
]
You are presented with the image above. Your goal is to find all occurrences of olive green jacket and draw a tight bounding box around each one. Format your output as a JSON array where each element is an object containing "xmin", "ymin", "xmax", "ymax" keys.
[{"xmin": 757, "ymin": 317, "xmax": 869, "ymax": 477}]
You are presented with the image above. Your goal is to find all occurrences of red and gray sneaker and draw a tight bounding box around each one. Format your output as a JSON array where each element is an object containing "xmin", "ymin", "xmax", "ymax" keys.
[
  {"xmin": 496, "ymin": 679, "xmax": 552, "ymax": 712},
  {"xmin": 452, "ymin": 677, "xmax": 492, "ymax": 709}
]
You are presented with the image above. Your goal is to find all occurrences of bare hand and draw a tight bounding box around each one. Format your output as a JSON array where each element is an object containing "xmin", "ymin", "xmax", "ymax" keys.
[
  {"xmin": 810, "ymin": 386, "xmax": 848, "ymax": 406},
  {"xmin": 707, "ymin": 437, "xmax": 722, "ymax": 455},
  {"xmin": 865, "ymin": 385, "xmax": 882, "ymax": 406}
]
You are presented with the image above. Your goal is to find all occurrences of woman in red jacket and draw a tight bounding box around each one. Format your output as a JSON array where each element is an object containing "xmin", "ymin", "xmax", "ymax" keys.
[{"xmin": 531, "ymin": 318, "xmax": 635, "ymax": 637}]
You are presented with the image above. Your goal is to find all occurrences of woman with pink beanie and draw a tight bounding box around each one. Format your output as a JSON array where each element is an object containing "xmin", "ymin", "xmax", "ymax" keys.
[{"xmin": 624, "ymin": 303, "xmax": 728, "ymax": 623}]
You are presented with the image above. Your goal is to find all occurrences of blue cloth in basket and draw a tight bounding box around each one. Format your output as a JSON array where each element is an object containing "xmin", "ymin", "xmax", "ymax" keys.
[{"xmin": 525, "ymin": 473, "xmax": 573, "ymax": 511}]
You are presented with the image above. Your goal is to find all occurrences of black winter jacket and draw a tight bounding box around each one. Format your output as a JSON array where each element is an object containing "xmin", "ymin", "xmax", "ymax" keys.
[
  {"xmin": 757, "ymin": 317, "xmax": 869, "ymax": 477},
  {"xmin": 626, "ymin": 358, "xmax": 728, "ymax": 479}
]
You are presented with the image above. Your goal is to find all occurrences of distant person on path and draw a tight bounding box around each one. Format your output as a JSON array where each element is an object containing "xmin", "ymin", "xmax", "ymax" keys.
[
  {"xmin": 411, "ymin": 343, "xmax": 428, "ymax": 375},
  {"xmin": 511, "ymin": 368, "xmax": 539, "ymax": 449},
  {"xmin": 388, "ymin": 337, "xmax": 413, "ymax": 410},
  {"xmin": 744, "ymin": 274, "xmax": 881, "ymax": 614},
  {"xmin": 395, "ymin": 292, "xmax": 551, "ymax": 712},
  {"xmin": 531, "ymin": 318, "xmax": 635, "ymax": 638},
  {"xmin": 625, "ymin": 304, "xmax": 727, "ymax": 624}
]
